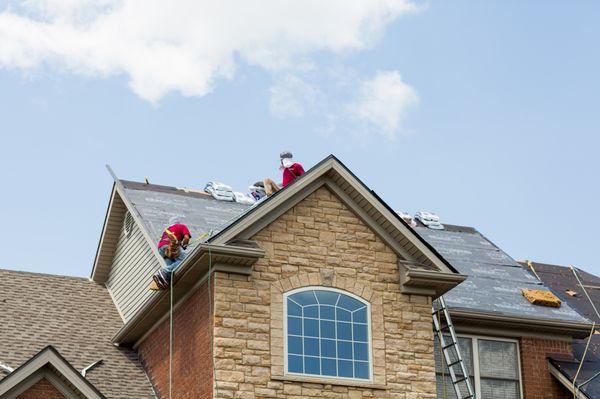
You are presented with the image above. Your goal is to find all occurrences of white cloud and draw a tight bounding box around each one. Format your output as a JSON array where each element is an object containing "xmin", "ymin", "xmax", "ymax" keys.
[
  {"xmin": 349, "ymin": 71, "xmax": 418, "ymax": 139},
  {"xmin": 0, "ymin": 0, "xmax": 419, "ymax": 102},
  {"xmin": 269, "ymin": 75, "xmax": 322, "ymax": 118}
]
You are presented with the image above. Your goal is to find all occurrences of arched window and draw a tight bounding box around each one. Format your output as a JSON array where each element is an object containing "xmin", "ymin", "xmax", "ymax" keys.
[{"xmin": 284, "ymin": 287, "xmax": 371, "ymax": 380}]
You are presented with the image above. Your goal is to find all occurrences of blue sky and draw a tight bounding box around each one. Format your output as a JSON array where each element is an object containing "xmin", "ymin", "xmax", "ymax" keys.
[{"xmin": 0, "ymin": 1, "xmax": 598, "ymax": 278}]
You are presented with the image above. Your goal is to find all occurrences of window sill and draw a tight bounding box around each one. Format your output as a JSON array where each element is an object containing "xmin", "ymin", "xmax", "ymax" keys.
[{"xmin": 272, "ymin": 374, "xmax": 387, "ymax": 389}]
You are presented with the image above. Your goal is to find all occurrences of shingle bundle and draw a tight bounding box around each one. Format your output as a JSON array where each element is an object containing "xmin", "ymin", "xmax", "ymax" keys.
[
  {"xmin": 415, "ymin": 211, "xmax": 444, "ymax": 230},
  {"xmin": 204, "ymin": 181, "xmax": 234, "ymax": 201}
]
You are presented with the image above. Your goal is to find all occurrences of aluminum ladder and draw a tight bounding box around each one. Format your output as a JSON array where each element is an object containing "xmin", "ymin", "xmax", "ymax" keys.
[{"xmin": 432, "ymin": 296, "xmax": 475, "ymax": 399}]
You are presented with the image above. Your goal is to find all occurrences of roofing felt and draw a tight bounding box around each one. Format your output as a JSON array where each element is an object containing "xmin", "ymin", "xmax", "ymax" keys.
[
  {"xmin": 522, "ymin": 261, "xmax": 600, "ymax": 398},
  {"xmin": 0, "ymin": 269, "xmax": 155, "ymax": 398},
  {"xmin": 414, "ymin": 225, "xmax": 590, "ymax": 324},
  {"xmin": 520, "ymin": 261, "xmax": 600, "ymax": 324},
  {"xmin": 121, "ymin": 180, "xmax": 252, "ymax": 249}
]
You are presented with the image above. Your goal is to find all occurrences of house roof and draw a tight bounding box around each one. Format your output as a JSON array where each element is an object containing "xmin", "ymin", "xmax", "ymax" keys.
[
  {"xmin": 0, "ymin": 346, "xmax": 105, "ymax": 398},
  {"xmin": 120, "ymin": 179, "xmax": 252, "ymax": 251},
  {"xmin": 0, "ymin": 269, "xmax": 155, "ymax": 398},
  {"xmin": 415, "ymin": 225, "xmax": 592, "ymax": 333},
  {"xmin": 521, "ymin": 261, "xmax": 600, "ymax": 398},
  {"xmin": 110, "ymin": 155, "xmax": 464, "ymax": 345}
]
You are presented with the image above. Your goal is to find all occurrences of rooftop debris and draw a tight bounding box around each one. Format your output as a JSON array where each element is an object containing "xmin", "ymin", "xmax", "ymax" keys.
[{"xmin": 522, "ymin": 288, "xmax": 562, "ymax": 307}]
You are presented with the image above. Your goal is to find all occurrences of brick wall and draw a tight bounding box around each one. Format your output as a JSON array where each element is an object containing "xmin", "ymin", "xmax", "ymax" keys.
[
  {"xmin": 16, "ymin": 378, "xmax": 65, "ymax": 399},
  {"xmin": 520, "ymin": 337, "xmax": 571, "ymax": 399},
  {"xmin": 212, "ymin": 187, "xmax": 437, "ymax": 398},
  {"xmin": 138, "ymin": 279, "xmax": 213, "ymax": 399}
]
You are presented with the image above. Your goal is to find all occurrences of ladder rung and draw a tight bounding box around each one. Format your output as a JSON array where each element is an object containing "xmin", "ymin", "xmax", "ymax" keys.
[
  {"xmin": 447, "ymin": 359, "xmax": 461, "ymax": 367},
  {"xmin": 442, "ymin": 341, "xmax": 456, "ymax": 350},
  {"xmin": 461, "ymin": 395, "xmax": 474, "ymax": 399},
  {"xmin": 454, "ymin": 376, "xmax": 468, "ymax": 383}
]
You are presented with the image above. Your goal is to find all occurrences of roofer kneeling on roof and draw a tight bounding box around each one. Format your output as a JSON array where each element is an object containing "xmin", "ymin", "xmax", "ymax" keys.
[
  {"xmin": 152, "ymin": 216, "xmax": 191, "ymax": 290},
  {"xmin": 261, "ymin": 151, "xmax": 305, "ymax": 196}
]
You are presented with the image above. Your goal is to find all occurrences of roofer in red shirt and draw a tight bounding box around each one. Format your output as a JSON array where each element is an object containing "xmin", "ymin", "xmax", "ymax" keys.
[
  {"xmin": 152, "ymin": 216, "xmax": 191, "ymax": 290},
  {"xmin": 261, "ymin": 151, "xmax": 306, "ymax": 196}
]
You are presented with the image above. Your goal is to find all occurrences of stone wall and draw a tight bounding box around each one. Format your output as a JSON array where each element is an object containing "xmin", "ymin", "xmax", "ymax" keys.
[{"xmin": 212, "ymin": 187, "xmax": 436, "ymax": 398}]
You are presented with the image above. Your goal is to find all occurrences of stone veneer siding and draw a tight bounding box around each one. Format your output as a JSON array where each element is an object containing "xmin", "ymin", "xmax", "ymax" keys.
[
  {"xmin": 520, "ymin": 337, "xmax": 571, "ymax": 399},
  {"xmin": 212, "ymin": 187, "xmax": 436, "ymax": 398},
  {"xmin": 16, "ymin": 378, "xmax": 66, "ymax": 399}
]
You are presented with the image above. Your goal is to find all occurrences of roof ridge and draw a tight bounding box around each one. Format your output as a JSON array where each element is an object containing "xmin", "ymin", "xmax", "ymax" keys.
[{"xmin": 0, "ymin": 267, "xmax": 91, "ymax": 281}]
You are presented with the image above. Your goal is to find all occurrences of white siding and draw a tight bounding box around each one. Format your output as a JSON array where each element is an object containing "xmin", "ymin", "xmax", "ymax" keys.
[{"xmin": 106, "ymin": 215, "xmax": 161, "ymax": 322}]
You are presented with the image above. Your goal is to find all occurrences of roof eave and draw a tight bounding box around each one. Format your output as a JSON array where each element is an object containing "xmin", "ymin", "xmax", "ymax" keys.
[
  {"xmin": 547, "ymin": 360, "xmax": 591, "ymax": 399},
  {"xmin": 112, "ymin": 244, "xmax": 265, "ymax": 346},
  {"xmin": 400, "ymin": 267, "xmax": 468, "ymax": 298},
  {"xmin": 451, "ymin": 309, "xmax": 594, "ymax": 338}
]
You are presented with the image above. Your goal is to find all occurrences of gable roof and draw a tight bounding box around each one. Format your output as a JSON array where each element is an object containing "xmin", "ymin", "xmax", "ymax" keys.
[
  {"xmin": 415, "ymin": 224, "xmax": 592, "ymax": 336},
  {"xmin": 110, "ymin": 155, "xmax": 464, "ymax": 345},
  {"xmin": 0, "ymin": 346, "xmax": 105, "ymax": 398},
  {"xmin": 0, "ymin": 269, "xmax": 155, "ymax": 398}
]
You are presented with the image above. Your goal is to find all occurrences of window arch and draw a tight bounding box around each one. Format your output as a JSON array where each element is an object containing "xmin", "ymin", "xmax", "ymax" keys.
[{"xmin": 284, "ymin": 287, "xmax": 371, "ymax": 380}]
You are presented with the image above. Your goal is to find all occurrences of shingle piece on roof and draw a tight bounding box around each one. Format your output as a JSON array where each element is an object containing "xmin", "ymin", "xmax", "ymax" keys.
[
  {"xmin": 414, "ymin": 225, "xmax": 590, "ymax": 324},
  {"xmin": 0, "ymin": 269, "xmax": 155, "ymax": 398}
]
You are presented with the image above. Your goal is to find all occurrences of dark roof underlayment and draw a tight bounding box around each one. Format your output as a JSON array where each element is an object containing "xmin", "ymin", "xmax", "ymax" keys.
[
  {"xmin": 121, "ymin": 180, "xmax": 252, "ymax": 251},
  {"xmin": 521, "ymin": 261, "xmax": 600, "ymax": 398},
  {"xmin": 415, "ymin": 224, "xmax": 590, "ymax": 324},
  {"xmin": 0, "ymin": 269, "xmax": 155, "ymax": 398}
]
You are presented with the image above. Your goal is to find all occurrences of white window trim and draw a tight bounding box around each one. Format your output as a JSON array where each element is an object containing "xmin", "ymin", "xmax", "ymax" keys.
[
  {"xmin": 437, "ymin": 334, "xmax": 524, "ymax": 399},
  {"xmin": 283, "ymin": 286, "xmax": 373, "ymax": 383}
]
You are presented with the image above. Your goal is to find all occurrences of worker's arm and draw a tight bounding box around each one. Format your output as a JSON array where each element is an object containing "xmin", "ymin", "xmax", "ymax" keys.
[{"xmin": 182, "ymin": 234, "xmax": 190, "ymax": 249}]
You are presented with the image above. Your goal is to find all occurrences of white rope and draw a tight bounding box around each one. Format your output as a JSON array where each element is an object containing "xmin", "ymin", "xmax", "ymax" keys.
[
  {"xmin": 169, "ymin": 270, "xmax": 174, "ymax": 399},
  {"xmin": 571, "ymin": 266, "xmax": 600, "ymax": 319}
]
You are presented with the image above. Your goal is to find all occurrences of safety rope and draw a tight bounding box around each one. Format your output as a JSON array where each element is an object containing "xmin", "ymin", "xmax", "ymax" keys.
[
  {"xmin": 570, "ymin": 265, "xmax": 600, "ymax": 399},
  {"xmin": 207, "ymin": 244, "xmax": 218, "ymax": 397},
  {"xmin": 169, "ymin": 267, "xmax": 174, "ymax": 399},
  {"xmin": 527, "ymin": 260, "xmax": 542, "ymax": 281}
]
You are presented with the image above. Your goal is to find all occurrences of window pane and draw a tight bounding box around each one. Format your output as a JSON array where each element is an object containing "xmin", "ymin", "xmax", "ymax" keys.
[
  {"xmin": 304, "ymin": 305, "xmax": 318, "ymax": 318},
  {"xmin": 304, "ymin": 337, "xmax": 319, "ymax": 356},
  {"xmin": 354, "ymin": 308, "xmax": 367, "ymax": 323},
  {"xmin": 288, "ymin": 336, "xmax": 302, "ymax": 355},
  {"xmin": 321, "ymin": 339, "xmax": 336, "ymax": 357},
  {"xmin": 320, "ymin": 305, "xmax": 335, "ymax": 320},
  {"xmin": 316, "ymin": 290, "xmax": 339, "ymax": 305},
  {"xmin": 354, "ymin": 361, "xmax": 369, "ymax": 379},
  {"xmin": 478, "ymin": 340, "xmax": 518, "ymax": 379},
  {"xmin": 322, "ymin": 358, "xmax": 336, "ymax": 376},
  {"xmin": 304, "ymin": 319, "xmax": 319, "ymax": 337},
  {"xmin": 292, "ymin": 290, "xmax": 318, "ymax": 305},
  {"xmin": 337, "ymin": 322, "xmax": 352, "ymax": 340},
  {"xmin": 480, "ymin": 378, "xmax": 519, "ymax": 399},
  {"xmin": 287, "ymin": 299, "xmax": 302, "ymax": 316},
  {"xmin": 338, "ymin": 360, "xmax": 353, "ymax": 377},
  {"xmin": 321, "ymin": 320, "xmax": 335, "ymax": 339},
  {"xmin": 353, "ymin": 324, "xmax": 368, "ymax": 342},
  {"xmin": 336, "ymin": 308, "xmax": 351, "ymax": 322},
  {"xmin": 305, "ymin": 356, "xmax": 320, "ymax": 375},
  {"xmin": 288, "ymin": 355, "xmax": 303, "ymax": 373},
  {"xmin": 288, "ymin": 317, "xmax": 302, "ymax": 335},
  {"xmin": 354, "ymin": 343, "xmax": 368, "ymax": 361},
  {"xmin": 434, "ymin": 336, "xmax": 473, "ymax": 375},
  {"xmin": 436, "ymin": 374, "xmax": 475, "ymax": 399},
  {"xmin": 338, "ymin": 341, "xmax": 352, "ymax": 359},
  {"xmin": 338, "ymin": 295, "xmax": 363, "ymax": 311}
]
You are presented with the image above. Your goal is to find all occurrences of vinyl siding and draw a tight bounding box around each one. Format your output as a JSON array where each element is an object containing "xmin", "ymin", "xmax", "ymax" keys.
[{"xmin": 107, "ymin": 214, "xmax": 161, "ymax": 322}]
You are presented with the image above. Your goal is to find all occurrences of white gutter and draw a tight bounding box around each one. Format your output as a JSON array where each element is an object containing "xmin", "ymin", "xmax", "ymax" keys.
[{"xmin": 0, "ymin": 363, "xmax": 13, "ymax": 373}]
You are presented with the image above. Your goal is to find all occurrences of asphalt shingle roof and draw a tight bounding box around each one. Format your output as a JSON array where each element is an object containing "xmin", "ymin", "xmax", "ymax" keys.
[{"xmin": 0, "ymin": 269, "xmax": 155, "ymax": 398}]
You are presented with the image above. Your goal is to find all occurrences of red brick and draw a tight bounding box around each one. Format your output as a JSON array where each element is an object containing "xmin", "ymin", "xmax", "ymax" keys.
[
  {"xmin": 17, "ymin": 378, "xmax": 66, "ymax": 399},
  {"xmin": 520, "ymin": 337, "xmax": 571, "ymax": 399},
  {"xmin": 138, "ymin": 278, "xmax": 213, "ymax": 399}
]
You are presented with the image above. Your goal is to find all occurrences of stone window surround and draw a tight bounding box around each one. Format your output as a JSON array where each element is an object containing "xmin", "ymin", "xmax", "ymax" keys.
[{"xmin": 270, "ymin": 270, "xmax": 387, "ymax": 389}]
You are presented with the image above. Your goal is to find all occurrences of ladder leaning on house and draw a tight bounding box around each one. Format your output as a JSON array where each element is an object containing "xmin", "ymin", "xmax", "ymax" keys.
[{"xmin": 432, "ymin": 296, "xmax": 476, "ymax": 399}]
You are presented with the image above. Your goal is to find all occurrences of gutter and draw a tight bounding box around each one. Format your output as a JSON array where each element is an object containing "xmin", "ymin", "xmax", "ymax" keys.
[
  {"xmin": 112, "ymin": 243, "xmax": 265, "ymax": 346},
  {"xmin": 451, "ymin": 309, "xmax": 594, "ymax": 339}
]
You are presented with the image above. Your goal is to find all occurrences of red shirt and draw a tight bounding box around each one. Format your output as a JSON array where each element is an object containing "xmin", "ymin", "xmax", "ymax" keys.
[
  {"xmin": 158, "ymin": 223, "xmax": 191, "ymax": 248},
  {"xmin": 282, "ymin": 163, "xmax": 305, "ymax": 187}
]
